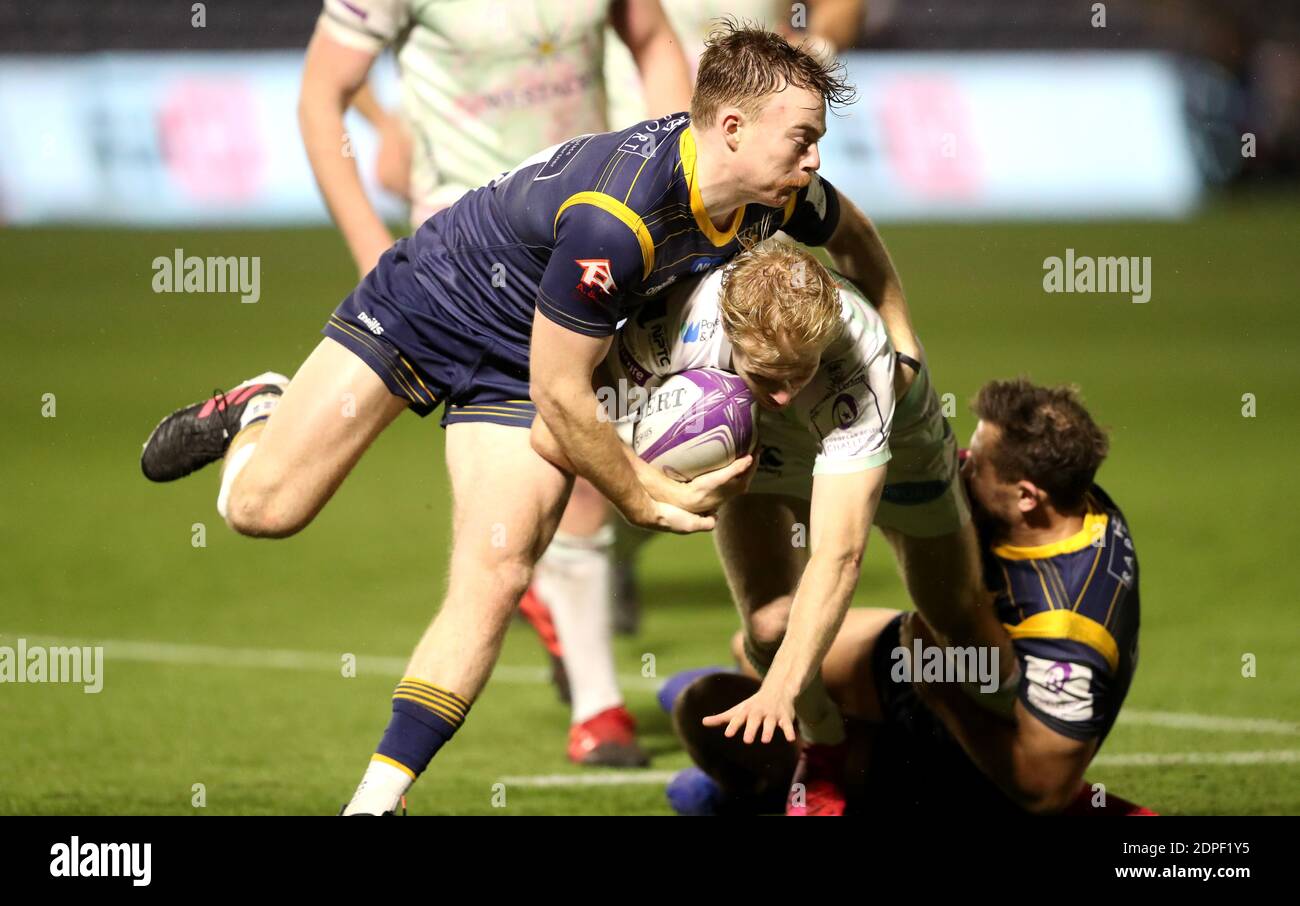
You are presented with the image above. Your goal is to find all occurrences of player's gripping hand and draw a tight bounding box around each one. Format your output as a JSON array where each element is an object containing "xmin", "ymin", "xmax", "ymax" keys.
[
  {"xmin": 654, "ymin": 455, "xmax": 756, "ymax": 515},
  {"xmin": 701, "ymin": 680, "xmax": 798, "ymax": 745},
  {"xmin": 641, "ymin": 500, "xmax": 717, "ymax": 535}
]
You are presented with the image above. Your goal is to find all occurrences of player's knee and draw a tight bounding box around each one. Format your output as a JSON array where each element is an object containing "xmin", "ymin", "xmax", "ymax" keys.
[
  {"xmin": 225, "ymin": 478, "xmax": 311, "ymax": 539},
  {"xmin": 745, "ymin": 595, "xmax": 795, "ymax": 650},
  {"xmin": 466, "ymin": 553, "xmax": 534, "ymax": 612}
]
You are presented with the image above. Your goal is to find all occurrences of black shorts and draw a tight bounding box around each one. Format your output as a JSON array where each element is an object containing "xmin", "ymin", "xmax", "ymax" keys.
[
  {"xmin": 322, "ymin": 237, "xmax": 535, "ymax": 429},
  {"xmin": 864, "ymin": 613, "xmax": 1026, "ymax": 816}
]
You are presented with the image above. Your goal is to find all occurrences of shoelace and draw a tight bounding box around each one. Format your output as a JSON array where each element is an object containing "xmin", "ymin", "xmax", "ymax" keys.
[{"xmin": 209, "ymin": 387, "xmax": 238, "ymax": 441}]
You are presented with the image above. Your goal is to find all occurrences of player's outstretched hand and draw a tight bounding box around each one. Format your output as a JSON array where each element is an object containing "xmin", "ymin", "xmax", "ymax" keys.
[
  {"xmin": 669, "ymin": 454, "xmax": 756, "ymax": 514},
  {"xmin": 701, "ymin": 684, "xmax": 797, "ymax": 744}
]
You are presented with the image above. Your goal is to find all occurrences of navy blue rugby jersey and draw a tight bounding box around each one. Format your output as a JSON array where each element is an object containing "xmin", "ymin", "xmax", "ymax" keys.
[
  {"xmin": 983, "ymin": 484, "xmax": 1141, "ymax": 745},
  {"xmin": 401, "ymin": 111, "xmax": 842, "ymax": 365}
]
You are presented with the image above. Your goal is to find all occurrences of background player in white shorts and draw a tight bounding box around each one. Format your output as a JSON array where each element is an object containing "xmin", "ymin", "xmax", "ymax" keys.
[{"xmin": 298, "ymin": 0, "xmax": 693, "ymax": 765}]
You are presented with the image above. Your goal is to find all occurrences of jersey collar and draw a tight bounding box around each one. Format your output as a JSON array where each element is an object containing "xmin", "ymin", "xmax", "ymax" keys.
[
  {"xmin": 992, "ymin": 497, "xmax": 1108, "ymax": 561},
  {"xmin": 679, "ymin": 127, "xmax": 745, "ymax": 248}
]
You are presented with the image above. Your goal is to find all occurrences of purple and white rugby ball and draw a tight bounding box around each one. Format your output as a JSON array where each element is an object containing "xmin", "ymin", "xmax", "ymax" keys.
[{"xmin": 632, "ymin": 368, "xmax": 758, "ymax": 481}]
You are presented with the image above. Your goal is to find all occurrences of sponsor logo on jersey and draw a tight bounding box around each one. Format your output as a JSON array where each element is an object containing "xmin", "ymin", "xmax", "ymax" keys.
[
  {"xmin": 679, "ymin": 317, "xmax": 720, "ymax": 344},
  {"xmin": 617, "ymin": 113, "xmax": 688, "ymax": 159},
  {"xmin": 643, "ymin": 273, "xmax": 680, "ymax": 296},
  {"xmin": 1105, "ymin": 513, "xmax": 1136, "ymax": 588},
  {"xmin": 358, "ymin": 311, "xmax": 384, "ymax": 335},
  {"xmin": 649, "ymin": 324, "xmax": 671, "ymax": 367},
  {"xmin": 691, "ymin": 256, "xmax": 725, "ymax": 273},
  {"xmin": 534, "ymin": 134, "xmax": 594, "ymax": 181},
  {"xmin": 832, "ymin": 392, "xmax": 858, "ymax": 428},
  {"xmin": 1024, "ymin": 655, "xmax": 1094, "ymax": 722},
  {"xmin": 575, "ymin": 258, "xmax": 616, "ymax": 296},
  {"xmin": 617, "ymin": 338, "xmax": 652, "ymax": 387}
]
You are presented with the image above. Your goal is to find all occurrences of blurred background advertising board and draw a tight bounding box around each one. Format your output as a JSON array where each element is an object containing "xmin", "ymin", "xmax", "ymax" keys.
[{"xmin": 0, "ymin": 51, "xmax": 1203, "ymax": 226}]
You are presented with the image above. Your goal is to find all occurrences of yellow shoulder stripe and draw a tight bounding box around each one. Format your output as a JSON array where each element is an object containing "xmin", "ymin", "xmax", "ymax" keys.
[
  {"xmin": 554, "ymin": 191, "xmax": 654, "ymax": 280},
  {"xmin": 1005, "ymin": 610, "xmax": 1119, "ymax": 672}
]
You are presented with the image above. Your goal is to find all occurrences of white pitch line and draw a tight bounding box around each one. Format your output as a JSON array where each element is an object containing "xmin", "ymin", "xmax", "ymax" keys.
[
  {"xmin": 499, "ymin": 750, "xmax": 1300, "ymax": 788},
  {"xmin": 1093, "ymin": 750, "xmax": 1300, "ymax": 768},
  {"xmin": 5, "ymin": 633, "xmax": 1295, "ymax": 723},
  {"xmin": 1118, "ymin": 709, "xmax": 1300, "ymax": 737},
  {"xmin": 3, "ymin": 633, "xmax": 660, "ymax": 689}
]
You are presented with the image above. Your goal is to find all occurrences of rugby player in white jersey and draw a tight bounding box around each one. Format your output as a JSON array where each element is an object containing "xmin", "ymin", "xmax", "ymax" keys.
[
  {"xmin": 297, "ymin": 0, "xmax": 692, "ymax": 766},
  {"xmin": 536, "ymin": 239, "xmax": 1015, "ymax": 814}
]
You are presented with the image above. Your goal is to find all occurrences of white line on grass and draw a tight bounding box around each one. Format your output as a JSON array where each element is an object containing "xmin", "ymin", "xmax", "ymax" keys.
[
  {"xmin": 4, "ymin": 632, "xmax": 659, "ymax": 689},
  {"xmin": 1093, "ymin": 750, "xmax": 1300, "ymax": 767},
  {"xmin": 7, "ymin": 633, "xmax": 1297, "ymax": 729},
  {"xmin": 499, "ymin": 750, "xmax": 1300, "ymax": 788},
  {"xmin": 1117, "ymin": 709, "xmax": 1300, "ymax": 736}
]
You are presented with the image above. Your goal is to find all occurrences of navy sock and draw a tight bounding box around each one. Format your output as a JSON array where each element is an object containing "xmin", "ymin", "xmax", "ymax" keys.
[{"xmin": 374, "ymin": 677, "xmax": 470, "ymax": 777}]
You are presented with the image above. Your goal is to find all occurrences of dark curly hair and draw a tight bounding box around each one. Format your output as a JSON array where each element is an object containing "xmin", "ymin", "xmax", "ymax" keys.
[
  {"xmin": 971, "ymin": 379, "xmax": 1110, "ymax": 511},
  {"xmin": 691, "ymin": 18, "xmax": 857, "ymax": 127}
]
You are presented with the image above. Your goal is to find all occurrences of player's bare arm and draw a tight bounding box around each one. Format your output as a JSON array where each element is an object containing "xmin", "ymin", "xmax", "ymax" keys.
[
  {"xmin": 298, "ymin": 27, "xmax": 394, "ymax": 275},
  {"xmin": 529, "ymin": 403, "xmax": 753, "ymax": 513},
  {"xmin": 902, "ymin": 613, "xmax": 1099, "ymax": 813},
  {"xmin": 608, "ymin": 0, "xmax": 692, "ymax": 118},
  {"xmin": 530, "ymin": 313, "xmax": 726, "ymax": 534},
  {"xmin": 823, "ymin": 195, "xmax": 921, "ymax": 391},
  {"xmin": 704, "ymin": 465, "xmax": 885, "ymax": 743}
]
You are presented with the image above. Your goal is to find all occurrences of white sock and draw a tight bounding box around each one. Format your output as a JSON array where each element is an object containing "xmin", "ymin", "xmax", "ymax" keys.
[
  {"xmin": 239, "ymin": 391, "xmax": 281, "ymax": 431},
  {"xmin": 534, "ymin": 526, "xmax": 622, "ymax": 725},
  {"xmin": 216, "ymin": 441, "xmax": 256, "ymax": 520},
  {"xmin": 342, "ymin": 759, "xmax": 413, "ymax": 815}
]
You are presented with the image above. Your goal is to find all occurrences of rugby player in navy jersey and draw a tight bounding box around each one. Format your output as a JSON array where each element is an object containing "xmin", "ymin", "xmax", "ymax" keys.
[
  {"xmin": 663, "ymin": 379, "xmax": 1152, "ymax": 816},
  {"xmin": 138, "ymin": 24, "xmax": 960, "ymax": 815}
]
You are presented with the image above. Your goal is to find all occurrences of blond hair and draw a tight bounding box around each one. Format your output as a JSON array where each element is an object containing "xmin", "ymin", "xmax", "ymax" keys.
[
  {"xmin": 691, "ymin": 19, "xmax": 856, "ymax": 128},
  {"xmin": 719, "ymin": 240, "xmax": 843, "ymax": 367}
]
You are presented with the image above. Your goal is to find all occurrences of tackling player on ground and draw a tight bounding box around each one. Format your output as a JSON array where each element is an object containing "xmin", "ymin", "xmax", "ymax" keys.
[{"xmin": 664, "ymin": 378, "xmax": 1147, "ymax": 816}]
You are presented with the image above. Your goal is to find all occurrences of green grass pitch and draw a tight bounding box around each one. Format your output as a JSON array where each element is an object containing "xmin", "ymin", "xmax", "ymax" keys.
[{"xmin": 2, "ymin": 196, "xmax": 1298, "ymax": 815}]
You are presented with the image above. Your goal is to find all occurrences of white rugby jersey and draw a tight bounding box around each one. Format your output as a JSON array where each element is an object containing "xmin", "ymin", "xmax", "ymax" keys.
[
  {"xmin": 319, "ymin": 0, "xmax": 614, "ymax": 220},
  {"xmin": 607, "ymin": 266, "xmax": 896, "ymax": 475}
]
